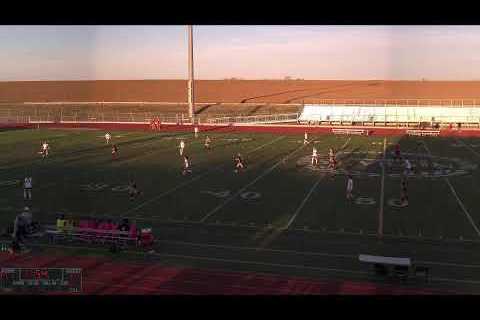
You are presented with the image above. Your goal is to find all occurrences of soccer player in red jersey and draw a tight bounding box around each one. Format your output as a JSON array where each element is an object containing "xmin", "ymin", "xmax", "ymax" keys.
[{"xmin": 112, "ymin": 144, "xmax": 118, "ymax": 159}]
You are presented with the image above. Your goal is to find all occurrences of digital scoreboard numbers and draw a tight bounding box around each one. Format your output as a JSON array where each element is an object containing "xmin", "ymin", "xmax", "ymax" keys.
[{"xmin": 0, "ymin": 268, "xmax": 82, "ymax": 293}]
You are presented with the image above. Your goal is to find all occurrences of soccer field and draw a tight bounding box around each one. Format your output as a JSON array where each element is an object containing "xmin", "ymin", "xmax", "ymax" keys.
[{"xmin": 2, "ymin": 127, "xmax": 480, "ymax": 242}]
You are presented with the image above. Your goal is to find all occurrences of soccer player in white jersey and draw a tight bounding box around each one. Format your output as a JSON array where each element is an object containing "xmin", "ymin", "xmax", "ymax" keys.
[
  {"xmin": 24, "ymin": 177, "xmax": 32, "ymax": 200},
  {"xmin": 182, "ymin": 155, "xmax": 192, "ymax": 175},
  {"xmin": 311, "ymin": 147, "xmax": 318, "ymax": 166},
  {"xmin": 194, "ymin": 127, "xmax": 199, "ymax": 138},
  {"xmin": 303, "ymin": 132, "xmax": 309, "ymax": 145},
  {"xmin": 105, "ymin": 133, "xmax": 111, "ymax": 144},
  {"xmin": 179, "ymin": 140, "xmax": 185, "ymax": 156},
  {"xmin": 404, "ymin": 158, "xmax": 412, "ymax": 176},
  {"xmin": 41, "ymin": 141, "xmax": 49, "ymax": 159},
  {"xmin": 328, "ymin": 148, "xmax": 336, "ymax": 169},
  {"xmin": 204, "ymin": 136, "xmax": 211, "ymax": 149},
  {"xmin": 346, "ymin": 175, "xmax": 354, "ymax": 200}
]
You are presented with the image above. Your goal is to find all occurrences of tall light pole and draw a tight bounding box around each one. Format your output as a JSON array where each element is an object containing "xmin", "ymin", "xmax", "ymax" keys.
[{"xmin": 187, "ymin": 25, "xmax": 195, "ymax": 121}]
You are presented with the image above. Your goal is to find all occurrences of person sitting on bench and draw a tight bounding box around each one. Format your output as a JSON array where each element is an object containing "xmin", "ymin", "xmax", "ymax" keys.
[
  {"xmin": 118, "ymin": 218, "xmax": 130, "ymax": 232},
  {"xmin": 56, "ymin": 214, "xmax": 66, "ymax": 232}
]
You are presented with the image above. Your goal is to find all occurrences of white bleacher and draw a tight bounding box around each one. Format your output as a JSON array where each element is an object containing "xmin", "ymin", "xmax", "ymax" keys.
[{"xmin": 299, "ymin": 104, "xmax": 480, "ymax": 124}]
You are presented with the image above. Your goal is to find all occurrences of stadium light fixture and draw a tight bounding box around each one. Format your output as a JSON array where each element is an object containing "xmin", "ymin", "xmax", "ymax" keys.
[{"xmin": 187, "ymin": 25, "xmax": 195, "ymax": 121}]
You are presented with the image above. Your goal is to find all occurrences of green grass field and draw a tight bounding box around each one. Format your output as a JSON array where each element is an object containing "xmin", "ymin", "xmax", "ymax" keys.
[{"xmin": 2, "ymin": 127, "xmax": 480, "ymax": 243}]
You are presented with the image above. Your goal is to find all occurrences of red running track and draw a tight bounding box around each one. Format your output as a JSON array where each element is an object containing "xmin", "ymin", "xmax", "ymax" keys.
[{"xmin": 0, "ymin": 252, "xmax": 456, "ymax": 295}]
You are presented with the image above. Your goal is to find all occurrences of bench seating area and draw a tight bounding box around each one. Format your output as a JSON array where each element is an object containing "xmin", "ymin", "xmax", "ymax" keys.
[
  {"xmin": 406, "ymin": 129, "xmax": 441, "ymax": 136},
  {"xmin": 45, "ymin": 226, "xmax": 138, "ymax": 246},
  {"xmin": 332, "ymin": 128, "xmax": 370, "ymax": 136},
  {"xmin": 300, "ymin": 104, "xmax": 480, "ymax": 124},
  {"xmin": 359, "ymin": 254, "xmax": 430, "ymax": 282},
  {"xmin": 45, "ymin": 217, "xmax": 154, "ymax": 249}
]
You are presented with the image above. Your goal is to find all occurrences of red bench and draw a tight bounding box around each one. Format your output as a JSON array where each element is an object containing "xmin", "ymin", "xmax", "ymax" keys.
[{"xmin": 45, "ymin": 224, "xmax": 154, "ymax": 248}]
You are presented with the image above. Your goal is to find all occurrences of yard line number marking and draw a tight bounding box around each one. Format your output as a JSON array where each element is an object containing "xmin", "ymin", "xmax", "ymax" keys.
[
  {"xmin": 123, "ymin": 136, "xmax": 285, "ymax": 216},
  {"xmin": 201, "ymin": 190, "xmax": 262, "ymax": 200},
  {"xmin": 200, "ymin": 138, "xmax": 312, "ymax": 223},
  {"xmin": 284, "ymin": 137, "xmax": 352, "ymax": 230}
]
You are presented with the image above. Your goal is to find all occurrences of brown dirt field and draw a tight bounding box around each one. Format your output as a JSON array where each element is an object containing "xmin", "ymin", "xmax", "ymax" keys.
[{"xmin": 2, "ymin": 80, "xmax": 480, "ymax": 104}]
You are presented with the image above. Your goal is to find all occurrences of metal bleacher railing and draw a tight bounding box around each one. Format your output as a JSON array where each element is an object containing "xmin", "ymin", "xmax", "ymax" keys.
[
  {"xmin": 205, "ymin": 113, "xmax": 299, "ymax": 124},
  {"xmin": 0, "ymin": 109, "xmax": 300, "ymax": 125},
  {"xmin": 305, "ymin": 98, "xmax": 480, "ymax": 107},
  {"xmin": 2, "ymin": 99, "xmax": 480, "ymax": 127},
  {"xmin": 299, "ymin": 102, "xmax": 480, "ymax": 127}
]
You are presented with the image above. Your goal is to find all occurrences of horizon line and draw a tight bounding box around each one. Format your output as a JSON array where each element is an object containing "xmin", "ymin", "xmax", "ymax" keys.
[{"xmin": 3, "ymin": 78, "xmax": 480, "ymax": 82}]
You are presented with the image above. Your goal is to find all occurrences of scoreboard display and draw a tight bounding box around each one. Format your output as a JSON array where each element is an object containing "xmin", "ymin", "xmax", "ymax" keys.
[{"xmin": 0, "ymin": 268, "xmax": 82, "ymax": 293}]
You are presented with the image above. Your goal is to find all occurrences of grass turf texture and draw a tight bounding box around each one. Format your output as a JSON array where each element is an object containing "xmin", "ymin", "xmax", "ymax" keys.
[
  {"xmin": 4, "ymin": 128, "xmax": 480, "ymax": 292},
  {"xmin": 1, "ymin": 128, "xmax": 480, "ymax": 241}
]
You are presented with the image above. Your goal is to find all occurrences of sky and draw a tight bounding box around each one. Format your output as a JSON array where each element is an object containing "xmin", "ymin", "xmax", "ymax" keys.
[{"xmin": 1, "ymin": 25, "xmax": 480, "ymax": 81}]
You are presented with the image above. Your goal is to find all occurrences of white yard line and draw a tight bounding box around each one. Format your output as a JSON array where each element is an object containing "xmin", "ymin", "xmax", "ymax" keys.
[
  {"xmin": 422, "ymin": 141, "xmax": 480, "ymax": 238},
  {"xmin": 284, "ymin": 137, "xmax": 352, "ymax": 230},
  {"xmin": 284, "ymin": 179, "xmax": 323, "ymax": 230},
  {"xmin": 458, "ymin": 139, "xmax": 480, "ymax": 159},
  {"xmin": 445, "ymin": 179, "xmax": 480, "ymax": 237},
  {"xmin": 199, "ymin": 139, "xmax": 311, "ymax": 223},
  {"xmin": 123, "ymin": 136, "xmax": 285, "ymax": 216},
  {"xmin": 245, "ymin": 136, "xmax": 285, "ymax": 154},
  {"xmin": 123, "ymin": 173, "xmax": 211, "ymax": 215},
  {"xmin": 378, "ymin": 137, "xmax": 387, "ymax": 237}
]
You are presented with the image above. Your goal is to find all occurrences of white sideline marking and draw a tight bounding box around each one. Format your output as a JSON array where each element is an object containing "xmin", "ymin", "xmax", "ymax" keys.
[
  {"xmin": 423, "ymin": 141, "xmax": 480, "ymax": 237},
  {"xmin": 378, "ymin": 137, "xmax": 387, "ymax": 237},
  {"xmin": 160, "ymin": 239, "xmax": 480, "ymax": 269},
  {"xmin": 200, "ymin": 139, "xmax": 310, "ymax": 223},
  {"xmin": 36, "ymin": 243, "xmax": 367, "ymax": 275},
  {"xmin": 123, "ymin": 136, "xmax": 285, "ymax": 215},
  {"xmin": 284, "ymin": 137, "xmax": 352, "ymax": 230},
  {"xmin": 22, "ymin": 243, "xmax": 480, "ymax": 287},
  {"xmin": 157, "ymin": 239, "xmax": 353, "ymax": 259},
  {"xmin": 10, "ymin": 239, "xmax": 480, "ymax": 270}
]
